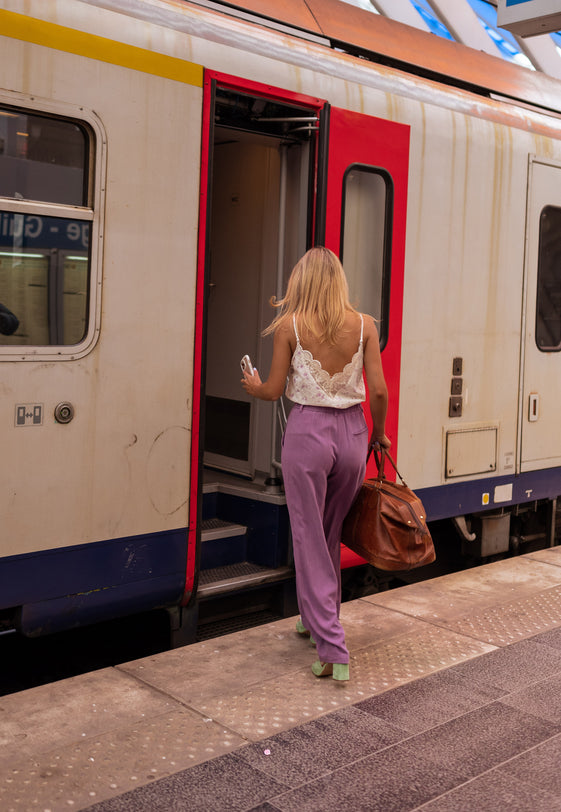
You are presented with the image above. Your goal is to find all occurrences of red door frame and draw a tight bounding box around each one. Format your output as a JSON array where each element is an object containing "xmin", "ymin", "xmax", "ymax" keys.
[
  {"xmin": 183, "ymin": 73, "xmax": 324, "ymax": 603},
  {"xmin": 184, "ymin": 74, "xmax": 410, "ymax": 599}
]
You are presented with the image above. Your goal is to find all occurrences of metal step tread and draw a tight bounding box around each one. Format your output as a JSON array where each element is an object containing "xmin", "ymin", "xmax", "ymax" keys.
[
  {"xmin": 198, "ymin": 562, "xmax": 294, "ymax": 598},
  {"xmin": 203, "ymin": 471, "xmax": 286, "ymax": 506},
  {"xmin": 201, "ymin": 518, "xmax": 246, "ymax": 541}
]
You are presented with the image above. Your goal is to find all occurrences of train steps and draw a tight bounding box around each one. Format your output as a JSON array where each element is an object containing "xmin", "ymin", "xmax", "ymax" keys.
[{"xmin": 193, "ymin": 472, "xmax": 296, "ymax": 640}]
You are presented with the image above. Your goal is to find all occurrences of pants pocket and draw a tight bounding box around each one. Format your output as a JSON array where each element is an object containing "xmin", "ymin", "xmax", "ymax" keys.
[{"xmin": 351, "ymin": 411, "xmax": 368, "ymax": 436}]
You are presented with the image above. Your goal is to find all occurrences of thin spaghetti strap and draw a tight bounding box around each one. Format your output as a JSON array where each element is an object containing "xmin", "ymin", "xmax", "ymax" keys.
[
  {"xmin": 293, "ymin": 313, "xmax": 300, "ymax": 344},
  {"xmin": 359, "ymin": 313, "xmax": 364, "ymax": 343}
]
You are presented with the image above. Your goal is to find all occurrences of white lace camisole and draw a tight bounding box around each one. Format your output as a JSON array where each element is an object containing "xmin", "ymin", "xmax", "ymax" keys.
[{"xmin": 285, "ymin": 314, "xmax": 366, "ymax": 408}]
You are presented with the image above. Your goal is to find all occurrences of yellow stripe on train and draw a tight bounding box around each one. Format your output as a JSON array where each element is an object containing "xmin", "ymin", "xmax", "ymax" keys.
[{"xmin": 0, "ymin": 8, "xmax": 203, "ymax": 86}]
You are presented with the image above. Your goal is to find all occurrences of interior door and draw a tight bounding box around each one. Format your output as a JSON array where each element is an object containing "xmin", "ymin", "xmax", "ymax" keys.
[
  {"xmin": 204, "ymin": 136, "xmax": 281, "ymax": 477},
  {"xmin": 521, "ymin": 157, "xmax": 561, "ymax": 472},
  {"xmin": 319, "ymin": 106, "xmax": 410, "ymax": 462},
  {"xmin": 200, "ymin": 75, "xmax": 322, "ymax": 479}
]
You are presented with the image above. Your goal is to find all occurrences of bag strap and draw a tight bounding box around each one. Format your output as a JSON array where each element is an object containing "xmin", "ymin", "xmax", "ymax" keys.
[{"xmin": 368, "ymin": 443, "xmax": 408, "ymax": 487}]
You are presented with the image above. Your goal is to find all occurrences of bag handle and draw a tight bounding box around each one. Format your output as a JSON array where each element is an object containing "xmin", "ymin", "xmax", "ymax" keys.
[{"xmin": 367, "ymin": 443, "xmax": 408, "ymax": 487}]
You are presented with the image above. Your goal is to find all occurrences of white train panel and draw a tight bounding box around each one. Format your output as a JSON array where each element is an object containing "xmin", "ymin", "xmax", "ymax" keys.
[{"xmin": 0, "ymin": 20, "xmax": 202, "ymax": 556}]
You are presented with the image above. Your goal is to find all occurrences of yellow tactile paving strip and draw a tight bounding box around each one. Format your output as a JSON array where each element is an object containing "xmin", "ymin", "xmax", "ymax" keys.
[{"xmin": 2, "ymin": 548, "xmax": 561, "ymax": 811}]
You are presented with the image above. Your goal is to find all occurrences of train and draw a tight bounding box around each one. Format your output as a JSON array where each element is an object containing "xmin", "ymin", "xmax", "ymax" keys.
[{"xmin": 1, "ymin": 0, "xmax": 561, "ymax": 643}]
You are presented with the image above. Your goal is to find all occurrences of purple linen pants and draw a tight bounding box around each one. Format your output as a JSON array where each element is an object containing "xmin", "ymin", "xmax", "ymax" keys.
[{"xmin": 281, "ymin": 404, "xmax": 368, "ymax": 664}]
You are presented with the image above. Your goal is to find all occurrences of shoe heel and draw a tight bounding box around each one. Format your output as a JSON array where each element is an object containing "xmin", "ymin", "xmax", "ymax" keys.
[
  {"xmin": 332, "ymin": 663, "xmax": 349, "ymax": 681},
  {"xmin": 311, "ymin": 661, "xmax": 349, "ymax": 680},
  {"xmin": 311, "ymin": 660, "xmax": 332, "ymax": 678}
]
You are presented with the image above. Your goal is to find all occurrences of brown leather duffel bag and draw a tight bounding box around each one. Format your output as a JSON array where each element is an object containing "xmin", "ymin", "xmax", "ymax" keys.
[{"xmin": 342, "ymin": 446, "xmax": 435, "ymax": 571}]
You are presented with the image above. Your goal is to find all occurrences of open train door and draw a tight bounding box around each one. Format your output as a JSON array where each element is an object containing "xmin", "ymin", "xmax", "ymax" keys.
[
  {"xmin": 317, "ymin": 106, "xmax": 410, "ymax": 567},
  {"xmin": 317, "ymin": 106, "xmax": 410, "ymax": 468},
  {"xmin": 189, "ymin": 79, "xmax": 410, "ymax": 600}
]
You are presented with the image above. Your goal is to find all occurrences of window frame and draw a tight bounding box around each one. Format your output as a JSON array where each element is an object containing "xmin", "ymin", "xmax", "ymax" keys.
[
  {"xmin": 0, "ymin": 95, "xmax": 106, "ymax": 360},
  {"xmin": 340, "ymin": 162, "xmax": 393, "ymax": 351}
]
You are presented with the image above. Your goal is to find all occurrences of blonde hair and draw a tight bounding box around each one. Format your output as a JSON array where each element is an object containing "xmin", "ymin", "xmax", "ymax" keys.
[{"xmin": 263, "ymin": 246, "xmax": 356, "ymax": 344}]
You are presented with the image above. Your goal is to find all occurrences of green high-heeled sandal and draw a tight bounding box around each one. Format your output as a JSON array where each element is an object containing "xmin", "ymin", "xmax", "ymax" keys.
[
  {"xmin": 311, "ymin": 660, "xmax": 349, "ymax": 681},
  {"xmin": 295, "ymin": 618, "xmax": 315, "ymax": 646}
]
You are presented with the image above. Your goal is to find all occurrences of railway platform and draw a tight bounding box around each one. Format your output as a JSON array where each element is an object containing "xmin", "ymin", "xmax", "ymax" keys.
[{"xmin": 4, "ymin": 547, "xmax": 561, "ymax": 811}]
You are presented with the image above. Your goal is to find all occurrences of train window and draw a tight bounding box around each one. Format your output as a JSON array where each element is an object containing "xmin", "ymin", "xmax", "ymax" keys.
[
  {"xmin": 409, "ymin": 0, "xmax": 454, "ymax": 40},
  {"xmin": 0, "ymin": 107, "xmax": 88, "ymax": 206},
  {"xmin": 341, "ymin": 166, "xmax": 392, "ymax": 349},
  {"xmin": 465, "ymin": 0, "xmax": 535, "ymax": 69},
  {"xmin": 0, "ymin": 104, "xmax": 96, "ymax": 351},
  {"xmin": 0, "ymin": 212, "xmax": 91, "ymax": 345},
  {"xmin": 536, "ymin": 205, "xmax": 561, "ymax": 352}
]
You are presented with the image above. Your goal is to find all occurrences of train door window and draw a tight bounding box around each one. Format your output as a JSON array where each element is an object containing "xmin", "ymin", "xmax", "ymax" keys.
[
  {"xmin": 536, "ymin": 204, "xmax": 561, "ymax": 352},
  {"xmin": 0, "ymin": 105, "xmax": 95, "ymax": 350},
  {"xmin": 341, "ymin": 165, "xmax": 392, "ymax": 348}
]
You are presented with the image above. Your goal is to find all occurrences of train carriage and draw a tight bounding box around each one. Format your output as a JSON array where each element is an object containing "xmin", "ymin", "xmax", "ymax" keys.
[{"xmin": 1, "ymin": 0, "xmax": 561, "ymax": 641}]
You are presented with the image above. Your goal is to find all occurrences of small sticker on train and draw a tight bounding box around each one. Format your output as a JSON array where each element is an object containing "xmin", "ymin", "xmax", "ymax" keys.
[
  {"xmin": 15, "ymin": 404, "xmax": 43, "ymax": 426},
  {"xmin": 494, "ymin": 484, "xmax": 513, "ymax": 503}
]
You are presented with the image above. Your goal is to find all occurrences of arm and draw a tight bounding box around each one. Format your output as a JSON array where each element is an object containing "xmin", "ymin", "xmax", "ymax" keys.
[
  {"xmin": 241, "ymin": 321, "xmax": 293, "ymax": 401},
  {"xmin": 363, "ymin": 315, "xmax": 390, "ymax": 448}
]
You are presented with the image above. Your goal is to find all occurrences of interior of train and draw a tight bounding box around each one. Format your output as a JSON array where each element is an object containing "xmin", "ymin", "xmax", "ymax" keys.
[
  {"xmin": 203, "ymin": 89, "xmax": 316, "ymax": 480},
  {"xmin": 202, "ymin": 86, "xmax": 391, "ymax": 483},
  {"xmin": 196, "ymin": 89, "xmax": 320, "ymax": 620}
]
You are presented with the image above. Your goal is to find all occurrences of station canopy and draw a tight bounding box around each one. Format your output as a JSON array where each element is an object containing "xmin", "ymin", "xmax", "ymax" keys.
[{"xmin": 497, "ymin": 0, "xmax": 561, "ymax": 37}]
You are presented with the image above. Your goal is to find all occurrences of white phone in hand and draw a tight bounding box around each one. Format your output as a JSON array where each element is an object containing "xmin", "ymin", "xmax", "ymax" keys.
[{"xmin": 240, "ymin": 354, "xmax": 254, "ymax": 375}]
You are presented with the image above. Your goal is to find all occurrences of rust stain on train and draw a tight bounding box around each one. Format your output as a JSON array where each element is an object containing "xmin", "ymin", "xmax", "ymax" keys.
[{"xmin": 534, "ymin": 134, "xmax": 556, "ymax": 160}]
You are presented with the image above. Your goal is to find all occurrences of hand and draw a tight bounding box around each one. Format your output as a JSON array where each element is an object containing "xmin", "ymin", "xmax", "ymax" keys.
[
  {"xmin": 241, "ymin": 367, "xmax": 262, "ymax": 397},
  {"xmin": 370, "ymin": 433, "xmax": 391, "ymax": 450}
]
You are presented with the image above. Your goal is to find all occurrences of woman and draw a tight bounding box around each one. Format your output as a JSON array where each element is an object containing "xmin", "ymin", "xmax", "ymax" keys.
[{"xmin": 242, "ymin": 246, "xmax": 389, "ymax": 681}]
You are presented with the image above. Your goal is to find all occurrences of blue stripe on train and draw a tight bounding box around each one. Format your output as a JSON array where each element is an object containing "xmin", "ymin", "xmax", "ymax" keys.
[
  {"xmin": 418, "ymin": 467, "xmax": 561, "ymax": 521},
  {"xmin": 0, "ymin": 528, "xmax": 188, "ymax": 636}
]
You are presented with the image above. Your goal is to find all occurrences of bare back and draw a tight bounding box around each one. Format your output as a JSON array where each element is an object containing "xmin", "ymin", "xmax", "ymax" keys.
[{"xmin": 293, "ymin": 311, "xmax": 364, "ymax": 376}]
